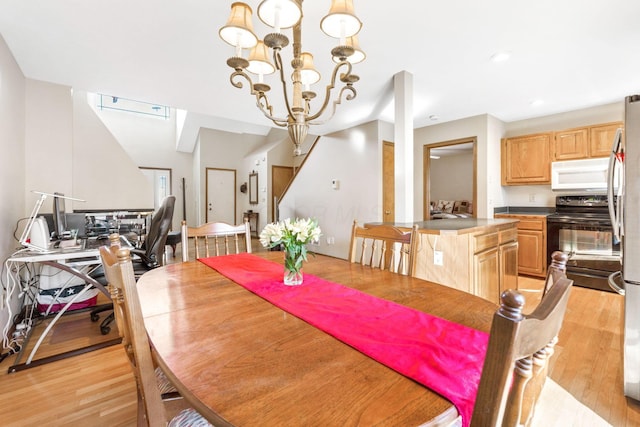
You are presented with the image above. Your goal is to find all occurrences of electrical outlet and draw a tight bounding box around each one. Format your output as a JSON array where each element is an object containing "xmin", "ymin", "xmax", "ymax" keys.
[{"xmin": 434, "ymin": 250, "xmax": 443, "ymax": 266}]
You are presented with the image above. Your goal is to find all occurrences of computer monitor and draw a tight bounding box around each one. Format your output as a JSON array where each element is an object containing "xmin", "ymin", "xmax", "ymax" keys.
[
  {"xmin": 52, "ymin": 192, "xmax": 66, "ymax": 239},
  {"xmin": 65, "ymin": 213, "xmax": 87, "ymax": 239}
]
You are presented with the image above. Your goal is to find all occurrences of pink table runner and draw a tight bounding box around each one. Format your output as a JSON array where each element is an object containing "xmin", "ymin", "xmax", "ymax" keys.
[{"xmin": 199, "ymin": 253, "xmax": 489, "ymax": 426}]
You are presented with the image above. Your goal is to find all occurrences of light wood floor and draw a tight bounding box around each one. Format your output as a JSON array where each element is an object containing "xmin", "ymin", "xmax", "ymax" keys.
[{"xmin": 1, "ymin": 244, "xmax": 640, "ymax": 426}]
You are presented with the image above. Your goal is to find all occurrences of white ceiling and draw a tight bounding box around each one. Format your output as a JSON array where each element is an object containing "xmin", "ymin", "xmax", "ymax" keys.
[{"xmin": 1, "ymin": 0, "xmax": 640, "ymax": 137}]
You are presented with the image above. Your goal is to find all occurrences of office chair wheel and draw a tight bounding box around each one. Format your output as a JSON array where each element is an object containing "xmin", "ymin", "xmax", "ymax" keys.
[
  {"xmin": 91, "ymin": 313, "xmax": 100, "ymax": 322},
  {"xmin": 100, "ymin": 325, "xmax": 111, "ymax": 335}
]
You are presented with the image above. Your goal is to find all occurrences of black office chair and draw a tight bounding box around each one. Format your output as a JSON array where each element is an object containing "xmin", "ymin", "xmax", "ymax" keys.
[{"xmin": 90, "ymin": 195, "xmax": 176, "ymax": 334}]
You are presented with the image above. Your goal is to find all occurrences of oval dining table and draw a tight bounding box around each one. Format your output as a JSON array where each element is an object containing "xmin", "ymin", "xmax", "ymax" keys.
[{"xmin": 136, "ymin": 251, "xmax": 497, "ymax": 427}]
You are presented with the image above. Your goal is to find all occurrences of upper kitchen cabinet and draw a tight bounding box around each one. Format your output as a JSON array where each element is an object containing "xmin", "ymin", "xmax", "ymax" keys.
[
  {"xmin": 501, "ymin": 133, "xmax": 551, "ymax": 185},
  {"xmin": 589, "ymin": 122, "xmax": 623, "ymax": 157},
  {"xmin": 552, "ymin": 121, "xmax": 623, "ymax": 160},
  {"xmin": 553, "ymin": 127, "xmax": 589, "ymax": 160}
]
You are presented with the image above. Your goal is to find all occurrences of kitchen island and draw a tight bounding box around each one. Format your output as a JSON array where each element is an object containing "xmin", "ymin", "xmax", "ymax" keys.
[{"xmin": 367, "ymin": 218, "xmax": 520, "ymax": 304}]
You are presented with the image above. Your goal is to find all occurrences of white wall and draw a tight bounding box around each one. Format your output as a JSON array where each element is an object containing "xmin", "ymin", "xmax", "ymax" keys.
[
  {"xmin": 279, "ymin": 121, "xmax": 381, "ymax": 259},
  {"xmin": 24, "ymin": 80, "xmax": 73, "ymax": 213},
  {"xmin": 0, "ymin": 34, "xmax": 26, "ymax": 336},
  {"xmin": 244, "ymin": 148, "xmax": 268, "ymax": 232},
  {"xmin": 487, "ymin": 114, "xmax": 506, "ymax": 212},
  {"xmin": 72, "ymin": 91, "xmax": 154, "ymax": 212},
  {"xmin": 20, "ymin": 83, "xmax": 159, "ymax": 217}
]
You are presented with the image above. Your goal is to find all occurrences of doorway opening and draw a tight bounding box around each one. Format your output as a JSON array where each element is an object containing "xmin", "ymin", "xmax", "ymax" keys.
[{"xmin": 423, "ymin": 137, "xmax": 477, "ymax": 219}]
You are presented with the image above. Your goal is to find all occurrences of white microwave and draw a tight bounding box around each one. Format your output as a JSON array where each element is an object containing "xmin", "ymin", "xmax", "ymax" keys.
[{"xmin": 551, "ymin": 158, "xmax": 610, "ymax": 191}]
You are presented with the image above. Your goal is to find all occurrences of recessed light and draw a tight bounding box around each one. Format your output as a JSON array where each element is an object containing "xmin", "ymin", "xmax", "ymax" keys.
[
  {"xmin": 530, "ymin": 99, "xmax": 544, "ymax": 107},
  {"xmin": 429, "ymin": 114, "xmax": 439, "ymax": 121},
  {"xmin": 490, "ymin": 51, "xmax": 511, "ymax": 63}
]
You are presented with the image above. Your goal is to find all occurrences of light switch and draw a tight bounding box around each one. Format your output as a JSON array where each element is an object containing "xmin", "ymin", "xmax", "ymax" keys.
[{"xmin": 331, "ymin": 179, "xmax": 339, "ymax": 190}]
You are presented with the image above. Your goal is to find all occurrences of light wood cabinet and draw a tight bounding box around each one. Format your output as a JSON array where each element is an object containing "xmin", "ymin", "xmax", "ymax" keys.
[
  {"xmin": 501, "ymin": 133, "xmax": 551, "ymax": 185},
  {"xmin": 472, "ymin": 226, "xmax": 519, "ymax": 303},
  {"xmin": 553, "ymin": 128, "xmax": 589, "ymax": 160},
  {"xmin": 413, "ymin": 221, "xmax": 519, "ymax": 304},
  {"xmin": 589, "ymin": 122, "xmax": 622, "ymax": 158},
  {"xmin": 504, "ymin": 122, "xmax": 622, "ymax": 185},
  {"xmin": 500, "ymin": 239, "xmax": 519, "ymax": 290},
  {"xmin": 474, "ymin": 247, "xmax": 499, "ymax": 303},
  {"xmin": 552, "ymin": 122, "xmax": 622, "ymax": 160},
  {"xmin": 495, "ymin": 214, "xmax": 547, "ymax": 277}
]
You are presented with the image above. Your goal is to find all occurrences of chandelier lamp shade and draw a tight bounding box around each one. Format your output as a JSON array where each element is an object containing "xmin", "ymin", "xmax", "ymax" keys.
[{"xmin": 219, "ymin": 0, "xmax": 364, "ymax": 156}]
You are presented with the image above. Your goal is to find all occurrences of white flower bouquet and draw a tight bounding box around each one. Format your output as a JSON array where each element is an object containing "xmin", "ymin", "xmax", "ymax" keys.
[{"xmin": 259, "ymin": 217, "xmax": 322, "ymax": 285}]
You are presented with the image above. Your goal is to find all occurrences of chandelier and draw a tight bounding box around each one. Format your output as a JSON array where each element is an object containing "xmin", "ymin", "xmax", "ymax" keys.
[{"xmin": 219, "ymin": 0, "xmax": 364, "ymax": 155}]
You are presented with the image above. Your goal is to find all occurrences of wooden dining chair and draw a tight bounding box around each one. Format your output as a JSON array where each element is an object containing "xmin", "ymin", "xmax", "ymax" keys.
[
  {"xmin": 470, "ymin": 251, "xmax": 573, "ymax": 427},
  {"xmin": 99, "ymin": 244, "xmax": 212, "ymax": 426},
  {"xmin": 542, "ymin": 251, "xmax": 569, "ymax": 297},
  {"xmin": 180, "ymin": 220, "xmax": 252, "ymax": 262},
  {"xmin": 348, "ymin": 220, "xmax": 419, "ymax": 275},
  {"xmin": 98, "ymin": 234, "xmax": 180, "ymax": 400}
]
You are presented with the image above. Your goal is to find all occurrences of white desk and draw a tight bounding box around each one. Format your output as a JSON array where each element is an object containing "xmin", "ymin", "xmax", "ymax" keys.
[{"xmin": 6, "ymin": 248, "xmax": 119, "ymax": 372}]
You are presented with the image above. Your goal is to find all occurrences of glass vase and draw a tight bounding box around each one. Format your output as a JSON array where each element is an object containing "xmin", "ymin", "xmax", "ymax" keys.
[
  {"xmin": 283, "ymin": 267, "xmax": 303, "ymax": 286},
  {"xmin": 283, "ymin": 245, "xmax": 304, "ymax": 286}
]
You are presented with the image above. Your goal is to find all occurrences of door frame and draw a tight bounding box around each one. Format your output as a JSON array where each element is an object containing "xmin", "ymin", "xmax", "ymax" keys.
[
  {"xmin": 382, "ymin": 141, "xmax": 395, "ymax": 223},
  {"xmin": 423, "ymin": 137, "xmax": 477, "ymax": 219}
]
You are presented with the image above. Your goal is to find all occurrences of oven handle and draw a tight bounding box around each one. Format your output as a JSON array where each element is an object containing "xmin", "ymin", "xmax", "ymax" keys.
[
  {"xmin": 608, "ymin": 270, "xmax": 625, "ymax": 295},
  {"xmin": 546, "ymin": 217, "xmax": 612, "ymax": 226}
]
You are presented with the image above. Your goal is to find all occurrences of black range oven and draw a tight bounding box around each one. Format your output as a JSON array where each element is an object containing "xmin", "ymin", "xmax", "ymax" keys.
[{"xmin": 547, "ymin": 195, "xmax": 620, "ymax": 292}]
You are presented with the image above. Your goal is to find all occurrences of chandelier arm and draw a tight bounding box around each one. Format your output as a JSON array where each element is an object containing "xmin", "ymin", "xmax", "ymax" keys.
[
  {"xmin": 258, "ymin": 105, "xmax": 288, "ymax": 127},
  {"xmin": 253, "ymin": 92, "xmax": 289, "ymax": 125},
  {"xmin": 308, "ymin": 85, "xmax": 357, "ymax": 126},
  {"xmin": 306, "ymin": 60, "xmax": 355, "ymax": 122},
  {"xmin": 272, "ymin": 49, "xmax": 296, "ymax": 120},
  {"xmin": 253, "ymin": 92, "xmax": 274, "ymax": 120},
  {"xmin": 230, "ymin": 69, "xmax": 252, "ymax": 89},
  {"xmin": 229, "ymin": 69, "xmax": 288, "ymax": 125}
]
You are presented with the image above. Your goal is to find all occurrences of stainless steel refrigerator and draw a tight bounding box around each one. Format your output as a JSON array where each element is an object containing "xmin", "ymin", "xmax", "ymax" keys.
[{"xmin": 608, "ymin": 94, "xmax": 640, "ymax": 401}]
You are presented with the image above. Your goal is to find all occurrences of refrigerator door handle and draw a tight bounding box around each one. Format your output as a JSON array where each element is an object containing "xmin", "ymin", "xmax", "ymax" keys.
[
  {"xmin": 608, "ymin": 127, "xmax": 623, "ymax": 242},
  {"xmin": 608, "ymin": 270, "xmax": 626, "ymax": 295}
]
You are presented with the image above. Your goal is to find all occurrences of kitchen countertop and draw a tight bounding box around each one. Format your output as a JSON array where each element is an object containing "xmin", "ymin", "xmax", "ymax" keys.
[
  {"xmin": 494, "ymin": 206, "xmax": 555, "ymax": 216},
  {"xmin": 365, "ymin": 218, "xmax": 519, "ymax": 235}
]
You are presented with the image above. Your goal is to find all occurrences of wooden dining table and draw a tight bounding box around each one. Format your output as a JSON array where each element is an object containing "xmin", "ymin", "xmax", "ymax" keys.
[{"xmin": 136, "ymin": 252, "xmax": 498, "ymax": 426}]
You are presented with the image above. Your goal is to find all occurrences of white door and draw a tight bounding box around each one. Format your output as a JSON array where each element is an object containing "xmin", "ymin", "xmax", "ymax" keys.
[{"xmin": 206, "ymin": 168, "xmax": 236, "ymax": 224}]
